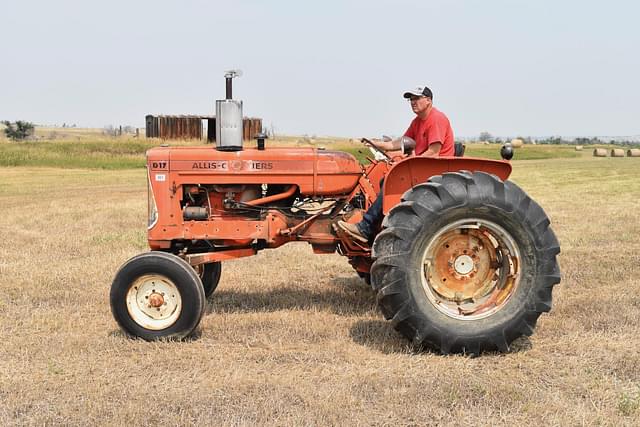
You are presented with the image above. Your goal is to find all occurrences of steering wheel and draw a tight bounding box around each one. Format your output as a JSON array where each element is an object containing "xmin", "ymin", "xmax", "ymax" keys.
[{"xmin": 361, "ymin": 138, "xmax": 392, "ymax": 162}]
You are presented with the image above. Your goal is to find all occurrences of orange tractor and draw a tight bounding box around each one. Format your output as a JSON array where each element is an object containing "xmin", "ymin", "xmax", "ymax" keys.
[{"xmin": 110, "ymin": 73, "xmax": 560, "ymax": 354}]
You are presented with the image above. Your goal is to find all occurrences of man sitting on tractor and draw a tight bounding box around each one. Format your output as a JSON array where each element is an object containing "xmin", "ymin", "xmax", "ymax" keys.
[{"xmin": 337, "ymin": 85, "xmax": 454, "ymax": 243}]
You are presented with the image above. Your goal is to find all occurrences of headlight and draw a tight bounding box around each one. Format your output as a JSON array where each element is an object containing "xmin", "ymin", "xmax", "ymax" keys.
[{"xmin": 147, "ymin": 169, "xmax": 158, "ymax": 230}]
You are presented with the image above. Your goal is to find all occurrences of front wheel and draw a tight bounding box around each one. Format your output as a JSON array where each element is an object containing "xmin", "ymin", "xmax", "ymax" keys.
[
  {"xmin": 371, "ymin": 171, "xmax": 560, "ymax": 354},
  {"xmin": 110, "ymin": 252, "xmax": 206, "ymax": 340},
  {"xmin": 195, "ymin": 262, "xmax": 222, "ymax": 298}
]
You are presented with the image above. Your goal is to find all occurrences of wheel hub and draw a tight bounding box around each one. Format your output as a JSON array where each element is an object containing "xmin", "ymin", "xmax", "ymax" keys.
[
  {"xmin": 125, "ymin": 274, "xmax": 182, "ymax": 330},
  {"xmin": 148, "ymin": 292, "xmax": 164, "ymax": 308},
  {"xmin": 421, "ymin": 219, "xmax": 521, "ymax": 320},
  {"xmin": 428, "ymin": 229, "xmax": 496, "ymax": 301},
  {"xmin": 453, "ymin": 254, "xmax": 474, "ymax": 275}
]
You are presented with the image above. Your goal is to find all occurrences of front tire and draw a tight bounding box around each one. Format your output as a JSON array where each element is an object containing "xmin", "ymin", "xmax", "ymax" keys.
[
  {"xmin": 371, "ymin": 171, "xmax": 560, "ymax": 354},
  {"xmin": 196, "ymin": 262, "xmax": 222, "ymax": 298},
  {"xmin": 110, "ymin": 252, "xmax": 206, "ymax": 340}
]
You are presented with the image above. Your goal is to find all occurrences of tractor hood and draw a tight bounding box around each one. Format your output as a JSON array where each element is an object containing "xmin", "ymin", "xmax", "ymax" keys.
[{"xmin": 147, "ymin": 146, "xmax": 363, "ymax": 196}]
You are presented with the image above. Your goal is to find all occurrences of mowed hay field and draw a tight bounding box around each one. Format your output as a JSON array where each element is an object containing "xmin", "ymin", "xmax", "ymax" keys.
[{"xmin": 1, "ymin": 152, "xmax": 639, "ymax": 425}]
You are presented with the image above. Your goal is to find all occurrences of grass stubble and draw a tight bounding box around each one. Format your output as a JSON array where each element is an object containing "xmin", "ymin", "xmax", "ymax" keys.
[{"xmin": 0, "ymin": 150, "xmax": 639, "ymax": 425}]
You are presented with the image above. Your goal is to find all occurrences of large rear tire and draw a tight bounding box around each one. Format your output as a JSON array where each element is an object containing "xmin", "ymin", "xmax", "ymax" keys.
[
  {"xmin": 371, "ymin": 171, "xmax": 560, "ymax": 354},
  {"xmin": 110, "ymin": 252, "xmax": 206, "ymax": 340}
]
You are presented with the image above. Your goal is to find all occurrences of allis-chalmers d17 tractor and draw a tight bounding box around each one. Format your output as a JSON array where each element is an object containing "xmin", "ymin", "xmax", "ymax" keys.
[{"xmin": 110, "ymin": 73, "xmax": 560, "ymax": 354}]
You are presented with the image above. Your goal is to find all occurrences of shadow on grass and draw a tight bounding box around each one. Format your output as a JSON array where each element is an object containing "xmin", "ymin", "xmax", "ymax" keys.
[
  {"xmin": 349, "ymin": 320, "xmax": 533, "ymax": 356},
  {"xmin": 349, "ymin": 319, "xmax": 416, "ymax": 354},
  {"xmin": 108, "ymin": 328, "xmax": 204, "ymax": 342},
  {"xmin": 205, "ymin": 275, "xmax": 376, "ymax": 316}
]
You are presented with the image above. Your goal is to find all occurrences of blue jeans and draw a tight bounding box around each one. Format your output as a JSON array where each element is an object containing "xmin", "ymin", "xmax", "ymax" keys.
[{"xmin": 357, "ymin": 179, "xmax": 384, "ymax": 239}]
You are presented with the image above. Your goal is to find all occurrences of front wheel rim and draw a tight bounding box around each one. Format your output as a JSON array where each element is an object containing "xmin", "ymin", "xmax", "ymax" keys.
[
  {"xmin": 125, "ymin": 274, "xmax": 183, "ymax": 330},
  {"xmin": 420, "ymin": 218, "xmax": 521, "ymax": 321}
]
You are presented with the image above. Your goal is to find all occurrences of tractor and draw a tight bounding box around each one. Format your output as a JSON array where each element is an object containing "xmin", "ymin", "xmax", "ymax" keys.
[{"xmin": 110, "ymin": 73, "xmax": 560, "ymax": 354}]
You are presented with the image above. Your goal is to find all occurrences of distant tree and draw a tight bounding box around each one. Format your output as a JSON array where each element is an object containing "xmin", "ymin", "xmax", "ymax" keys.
[
  {"xmin": 2, "ymin": 120, "xmax": 35, "ymax": 140},
  {"xmin": 479, "ymin": 131, "xmax": 493, "ymax": 142},
  {"xmin": 103, "ymin": 125, "xmax": 117, "ymax": 137}
]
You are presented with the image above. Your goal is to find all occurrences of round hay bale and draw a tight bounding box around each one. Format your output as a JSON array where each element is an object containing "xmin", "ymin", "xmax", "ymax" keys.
[
  {"xmin": 593, "ymin": 148, "xmax": 607, "ymax": 157},
  {"xmin": 575, "ymin": 145, "xmax": 583, "ymax": 151},
  {"xmin": 510, "ymin": 138, "xmax": 524, "ymax": 148},
  {"xmin": 611, "ymin": 149, "xmax": 625, "ymax": 157},
  {"xmin": 627, "ymin": 149, "xmax": 640, "ymax": 157}
]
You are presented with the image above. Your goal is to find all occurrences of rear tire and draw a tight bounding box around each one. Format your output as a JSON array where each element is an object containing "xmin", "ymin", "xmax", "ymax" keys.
[
  {"xmin": 110, "ymin": 252, "xmax": 206, "ymax": 340},
  {"xmin": 371, "ymin": 171, "xmax": 560, "ymax": 354}
]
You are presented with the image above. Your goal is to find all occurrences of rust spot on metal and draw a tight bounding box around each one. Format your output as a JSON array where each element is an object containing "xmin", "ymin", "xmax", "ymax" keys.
[
  {"xmin": 148, "ymin": 293, "xmax": 164, "ymax": 308},
  {"xmin": 429, "ymin": 228, "xmax": 498, "ymax": 301}
]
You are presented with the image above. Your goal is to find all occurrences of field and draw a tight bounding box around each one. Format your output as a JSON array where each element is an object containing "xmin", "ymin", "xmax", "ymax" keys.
[
  {"xmin": 0, "ymin": 139, "xmax": 639, "ymax": 425},
  {"xmin": 0, "ymin": 135, "xmax": 621, "ymax": 170}
]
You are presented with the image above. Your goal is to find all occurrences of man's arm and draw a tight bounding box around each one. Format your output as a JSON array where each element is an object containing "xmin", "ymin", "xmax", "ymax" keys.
[
  {"xmin": 366, "ymin": 139, "xmax": 397, "ymax": 152},
  {"xmin": 367, "ymin": 136, "xmax": 416, "ymax": 153},
  {"xmin": 422, "ymin": 118, "xmax": 445, "ymax": 157},
  {"xmin": 420, "ymin": 142, "xmax": 442, "ymax": 158},
  {"xmin": 369, "ymin": 120, "xmax": 417, "ymax": 152}
]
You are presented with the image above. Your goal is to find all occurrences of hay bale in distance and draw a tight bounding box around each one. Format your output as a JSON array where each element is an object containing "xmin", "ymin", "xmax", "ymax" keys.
[
  {"xmin": 611, "ymin": 149, "xmax": 625, "ymax": 157},
  {"xmin": 593, "ymin": 148, "xmax": 607, "ymax": 157},
  {"xmin": 627, "ymin": 149, "xmax": 640, "ymax": 157},
  {"xmin": 510, "ymin": 138, "xmax": 524, "ymax": 148},
  {"xmin": 575, "ymin": 145, "xmax": 583, "ymax": 151}
]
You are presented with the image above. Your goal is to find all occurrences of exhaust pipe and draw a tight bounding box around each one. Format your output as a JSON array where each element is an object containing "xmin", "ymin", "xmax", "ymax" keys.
[{"xmin": 216, "ymin": 70, "xmax": 243, "ymax": 152}]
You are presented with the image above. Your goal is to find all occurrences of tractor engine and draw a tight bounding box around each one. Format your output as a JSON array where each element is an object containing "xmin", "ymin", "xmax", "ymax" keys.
[{"xmin": 146, "ymin": 146, "xmax": 364, "ymax": 250}]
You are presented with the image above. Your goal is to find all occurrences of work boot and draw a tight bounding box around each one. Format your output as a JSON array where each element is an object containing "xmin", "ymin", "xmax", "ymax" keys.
[{"xmin": 337, "ymin": 220, "xmax": 369, "ymax": 244}]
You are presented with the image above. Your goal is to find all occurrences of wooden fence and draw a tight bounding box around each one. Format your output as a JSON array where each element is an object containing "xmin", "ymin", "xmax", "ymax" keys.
[{"xmin": 145, "ymin": 115, "xmax": 262, "ymax": 141}]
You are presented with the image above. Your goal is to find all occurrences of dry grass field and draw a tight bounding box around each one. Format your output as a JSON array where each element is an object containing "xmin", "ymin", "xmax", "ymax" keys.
[{"xmin": 1, "ymin": 152, "xmax": 639, "ymax": 425}]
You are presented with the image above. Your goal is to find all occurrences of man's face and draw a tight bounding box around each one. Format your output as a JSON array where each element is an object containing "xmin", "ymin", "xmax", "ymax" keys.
[{"xmin": 408, "ymin": 96, "xmax": 432, "ymax": 115}]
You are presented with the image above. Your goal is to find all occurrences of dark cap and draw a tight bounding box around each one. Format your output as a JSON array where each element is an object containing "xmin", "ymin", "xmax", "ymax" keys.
[{"xmin": 403, "ymin": 86, "xmax": 433, "ymax": 99}]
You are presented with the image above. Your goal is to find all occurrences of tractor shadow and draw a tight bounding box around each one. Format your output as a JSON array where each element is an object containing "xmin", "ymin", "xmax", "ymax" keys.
[
  {"xmin": 205, "ymin": 275, "xmax": 376, "ymax": 317},
  {"xmin": 348, "ymin": 319, "xmax": 416, "ymax": 354},
  {"xmin": 204, "ymin": 275, "xmax": 534, "ymax": 356},
  {"xmin": 349, "ymin": 320, "xmax": 533, "ymax": 356}
]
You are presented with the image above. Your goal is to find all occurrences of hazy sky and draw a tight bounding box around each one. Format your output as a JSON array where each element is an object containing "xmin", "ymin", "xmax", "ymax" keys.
[{"xmin": 1, "ymin": 0, "xmax": 639, "ymax": 138}]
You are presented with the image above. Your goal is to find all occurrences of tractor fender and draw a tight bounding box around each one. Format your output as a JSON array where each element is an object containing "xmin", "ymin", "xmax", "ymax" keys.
[{"xmin": 381, "ymin": 156, "xmax": 512, "ymax": 214}]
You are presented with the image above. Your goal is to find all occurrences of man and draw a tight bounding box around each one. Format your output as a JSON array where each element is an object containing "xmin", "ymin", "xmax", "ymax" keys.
[{"xmin": 337, "ymin": 85, "xmax": 454, "ymax": 243}]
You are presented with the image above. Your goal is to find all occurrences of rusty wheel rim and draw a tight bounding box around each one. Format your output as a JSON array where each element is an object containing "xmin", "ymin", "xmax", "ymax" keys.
[
  {"xmin": 126, "ymin": 274, "xmax": 183, "ymax": 330},
  {"xmin": 420, "ymin": 218, "xmax": 521, "ymax": 321}
]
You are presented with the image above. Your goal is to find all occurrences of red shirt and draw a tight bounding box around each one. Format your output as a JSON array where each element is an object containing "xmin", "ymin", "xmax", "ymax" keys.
[{"xmin": 404, "ymin": 107, "xmax": 454, "ymax": 156}]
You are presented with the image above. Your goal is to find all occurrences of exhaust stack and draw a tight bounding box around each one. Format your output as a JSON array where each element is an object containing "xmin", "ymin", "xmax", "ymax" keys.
[{"xmin": 216, "ymin": 70, "xmax": 243, "ymax": 151}]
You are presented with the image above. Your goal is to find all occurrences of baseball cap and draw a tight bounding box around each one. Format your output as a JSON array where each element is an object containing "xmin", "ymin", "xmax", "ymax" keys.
[{"xmin": 403, "ymin": 86, "xmax": 433, "ymax": 99}]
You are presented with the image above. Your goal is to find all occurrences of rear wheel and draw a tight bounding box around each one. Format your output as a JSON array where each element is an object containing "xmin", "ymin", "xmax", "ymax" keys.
[
  {"xmin": 371, "ymin": 171, "xmax": 560, "ymax": 354},
  {"xmin": 110, "ymin": 252, "xmax": 206, "ymax": 340}
]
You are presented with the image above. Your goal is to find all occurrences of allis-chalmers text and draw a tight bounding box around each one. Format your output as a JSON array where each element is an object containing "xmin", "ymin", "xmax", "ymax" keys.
[{"xmin": 191, "ymin": 161, "xmax": 274, "ymax": 170}]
